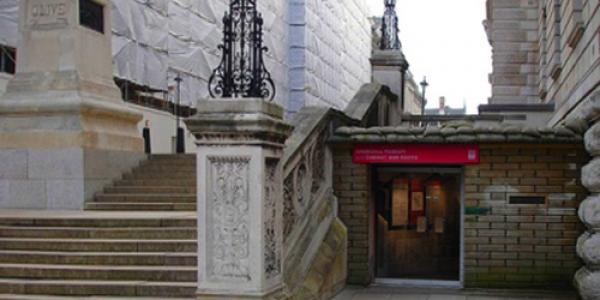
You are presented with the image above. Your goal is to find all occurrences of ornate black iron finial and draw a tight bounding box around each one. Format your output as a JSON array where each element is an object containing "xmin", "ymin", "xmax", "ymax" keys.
[
  {"xmin": 209, "ymin": 0, "xmax": 276, "ymax": 101},
  {"xmin": 381, "ymin": 0, "xmax": 401, "ymax": 50}
]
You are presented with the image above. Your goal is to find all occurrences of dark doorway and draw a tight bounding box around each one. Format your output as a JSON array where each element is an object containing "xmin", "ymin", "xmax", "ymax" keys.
[{"xmin": 374, "ymin": 167, "xmax": 461, "ymax": 282}]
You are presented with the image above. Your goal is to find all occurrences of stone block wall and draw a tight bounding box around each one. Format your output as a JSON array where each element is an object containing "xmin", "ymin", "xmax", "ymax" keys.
[
  {"xmin": 332, "ymin": 147, "xmax": 372, "ymax": 285},
  {"xmin": 485, "ymin": 0, "xmax": 600, "ymax": 125},
  {"xmin": 464, "ymin": 144, "xmax": 588, "ymax": 288},
  {"xmin": 485, "ymin": 0, "xmax": 540, "ymax": 104},
  {"xmin": 288, "ymin": 0, "xmax": 372, "ymax": 115}
]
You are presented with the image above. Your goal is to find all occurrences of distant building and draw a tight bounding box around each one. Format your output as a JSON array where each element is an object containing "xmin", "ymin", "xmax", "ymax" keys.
[{"xmin": 424, "ymin": 97, "xmax": 466, "ymax": 115}]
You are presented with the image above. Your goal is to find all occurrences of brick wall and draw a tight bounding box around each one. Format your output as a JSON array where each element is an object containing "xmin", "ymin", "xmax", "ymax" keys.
[
  {"xmin": 464, "ymin": 144, "xmax": 588, "ymax": 288},
  {"xmin": 332, "ymin": 147, "xmax": 372, "ymax": 285},
  {"xmin": 333, "ymin": 143, "xmax": 587, "ymax": 289}
]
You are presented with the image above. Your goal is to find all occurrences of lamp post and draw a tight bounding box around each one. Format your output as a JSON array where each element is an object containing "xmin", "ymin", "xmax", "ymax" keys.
[
  {"xmin": 420, "ymin": 76, "xmax": 429, "ymax": 116},
  {"xmin": 400, "ymin": 60, "xmax": 408, "ymax": 110},
  {"xmin": 174, "ymin": 75, "xmax": 184, "ymax": 154}
]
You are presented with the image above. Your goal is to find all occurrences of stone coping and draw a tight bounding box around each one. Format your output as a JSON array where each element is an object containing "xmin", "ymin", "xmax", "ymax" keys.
[{"xmin": 331, "ymin": 120, "xmax": 584, "ymax": 144}]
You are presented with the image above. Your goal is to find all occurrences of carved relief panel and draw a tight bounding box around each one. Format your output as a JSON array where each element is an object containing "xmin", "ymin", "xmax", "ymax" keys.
[
  {"xmin": 207, "ymin": 156, "xmax": 252, "ymax": 282},
  {"xmin": 264, "ymin": 158, "xmax": 281, "ymax": 279}
]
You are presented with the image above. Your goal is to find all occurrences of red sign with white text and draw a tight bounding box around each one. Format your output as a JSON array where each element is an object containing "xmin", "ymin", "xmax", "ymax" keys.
[{"xmin": 352, "ymin": 144, "xmax": 480, "ymax": 165}]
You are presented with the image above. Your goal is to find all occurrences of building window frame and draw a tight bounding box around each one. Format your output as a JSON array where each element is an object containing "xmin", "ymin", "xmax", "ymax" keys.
[
  {"xmin": 0, "ymin": 45, "xmax": 16, "ymax": 75},
  {"xmin": 79, "ymin": 0, "xmax": 105, "ymax": 34}
]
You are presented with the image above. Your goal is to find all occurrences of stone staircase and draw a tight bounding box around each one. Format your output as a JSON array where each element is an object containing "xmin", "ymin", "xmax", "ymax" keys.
[
  {"xmin": 87, "ymin": 154, "xmax": 197, "ymax": 211},
  {"xmin": 0, "ymin": 155, "xmax": 199, "ymax": 299}
]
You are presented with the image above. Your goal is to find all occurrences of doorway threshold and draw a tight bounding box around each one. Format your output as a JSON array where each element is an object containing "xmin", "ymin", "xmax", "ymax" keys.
[{"xmin": 374, "ymin": 278, "xmax": 462, "ymax": 289}]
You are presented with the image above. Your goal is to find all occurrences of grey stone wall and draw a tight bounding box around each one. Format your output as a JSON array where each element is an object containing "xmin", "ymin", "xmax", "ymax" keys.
[{"xmin": 288, "ymin": 0, "xmax": 372, "ymax": 115}]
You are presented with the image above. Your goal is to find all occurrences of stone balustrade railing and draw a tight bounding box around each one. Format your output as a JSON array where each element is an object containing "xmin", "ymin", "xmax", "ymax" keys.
[
  {"xmin": 279, "ymin": 84, "xmax": 393, "ymax": 296},
  {"xmin": 280, "ymin": 107, "xmax": 354, "ymax": 294}
]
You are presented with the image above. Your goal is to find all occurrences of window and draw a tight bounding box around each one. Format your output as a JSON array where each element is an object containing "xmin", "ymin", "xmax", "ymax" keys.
[
  {"xmin": 79, "ymin": 0, "xmax": 104, "ymax": 33},
  {"xmin": 565, "ymin": 0, "xmax": 584, "ymax": 48},
  {"xmin": 0, "ymin": 46, "xmax": 16, "ymax": 75}
]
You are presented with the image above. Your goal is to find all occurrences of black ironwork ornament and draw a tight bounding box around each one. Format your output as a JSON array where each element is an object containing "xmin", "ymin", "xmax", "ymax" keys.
[
  {"xmin": 381, "ymin": 0, "xmax": 401, "ymax": 50},
  {"xmin": 209, "ymin": 0, "xmax": 276, "ymax": 101}
]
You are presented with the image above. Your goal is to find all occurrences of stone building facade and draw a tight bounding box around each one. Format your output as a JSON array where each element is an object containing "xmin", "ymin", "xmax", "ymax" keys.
[
  {"xmin": 485, "ymin": 0, "xmax": 600, "ymax": 297},
  {"xmin": 484, "ymin": 0, "xmax": 600, "ymax": 125}
]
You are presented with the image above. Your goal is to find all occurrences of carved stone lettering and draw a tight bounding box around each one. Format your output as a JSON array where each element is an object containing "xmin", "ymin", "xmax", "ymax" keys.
[
  {"xmin": 27, "ymin": 0, "xmax": 70, "ymax": 28},
  {"xmin": 208, "ymin": 156, "xmax": 251, "ymax": 282}
]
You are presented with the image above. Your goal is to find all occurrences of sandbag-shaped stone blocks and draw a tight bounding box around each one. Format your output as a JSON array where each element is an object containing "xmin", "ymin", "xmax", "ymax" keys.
[{"xmin": 576, "ymin": 99, "xmax": 600, "ymax": 299}]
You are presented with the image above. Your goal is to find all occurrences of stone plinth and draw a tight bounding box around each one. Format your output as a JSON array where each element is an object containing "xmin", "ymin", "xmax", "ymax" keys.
[
  {"xmin": 0, "ymin": 0, "xmax": 144, "ymax": 210},
  {"xmin": 370, "ymin": 50, "xmax": 409, "ymax": 121},
  {"xmin": 185, "ymin": 99, "xmax": 293, "ymax": 299}
]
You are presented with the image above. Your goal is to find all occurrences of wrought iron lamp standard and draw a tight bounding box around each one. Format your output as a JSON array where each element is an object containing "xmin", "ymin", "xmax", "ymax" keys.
[
  {"xmin": 209, "ymin": 0, "xmax": 276, "ymax": 101},
  {"xmin": 420, "ymin": 76, "xmax": 429, "ymax": 116},
  {"xmin": 174, "ymin": 75, "xmax": 185, "ymax": 153}
]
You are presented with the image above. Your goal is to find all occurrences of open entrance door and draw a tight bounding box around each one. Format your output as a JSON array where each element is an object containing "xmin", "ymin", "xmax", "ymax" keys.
[{"xmin": 374, "ymin": 167, "xmax": 462, "ymax": 283}]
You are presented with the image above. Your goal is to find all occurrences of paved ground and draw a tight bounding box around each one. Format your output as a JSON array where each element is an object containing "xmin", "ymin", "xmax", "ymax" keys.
[{"xmin": 333, "ymin": 286, "xmax": 577, "ymax": 300}]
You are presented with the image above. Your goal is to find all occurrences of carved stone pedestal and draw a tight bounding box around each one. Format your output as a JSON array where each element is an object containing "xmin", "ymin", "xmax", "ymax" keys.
[
  {"xmin": 186, "ymin": 99, "xmax": 293, "ymax": 299},
  {"xmin": 0, "ymin": 0, "xmax": 144, "ymax": 210}
]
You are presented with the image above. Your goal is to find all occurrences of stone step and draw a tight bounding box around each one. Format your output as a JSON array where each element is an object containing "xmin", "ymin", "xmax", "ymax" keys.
[
  {"xmin": 0, "ymin": 218, "xmax": 196, "ymax": 228},
  {"xmin": 113, "ymin": 180, "xmax": 196, "ymax": 188},
  {"xmin": 104, "ymin": 186, "xmax": 196, "ymax": 195},
  {"xmin": 0, "ymin": 264, "xmax": 197, "ymax": 282},
  {"xmin": 0, "ymin": 294, "xmax": 194, "ymax": 300},
  {"xmin": 0, "ymin": 251, "xmax": 197, "ymax": 266},
  {"xmin": 0, "ymin": 238, "xmax": 196, "ymax": 252},
  {"xmin": 134, "ymin": 166, "xmax": 196, "ymax": 173},
  {"xmin": 94, "ymin": 194, "xmax": 196, "ymax": 203},
  {"xmin": 0, "ymin": 227, "xmax": 196, "ymax": 239},
  {"xmin": 85, "ymin": 203, "xmax": 196, "ymax": 211},
  {"xmin": 0, "ymin": 278, "xmax": 196, "ymax": 297},
  {"xmin": 149, "ymin": 154, "xmax": 195, "ymax": 161},
  {"xmin": 122, "ymin": 173, "xmax": 194, "ymax": 180},
  {"xmin": 138, "ymin": 162, "xmax": 196, "ymax": 169}
]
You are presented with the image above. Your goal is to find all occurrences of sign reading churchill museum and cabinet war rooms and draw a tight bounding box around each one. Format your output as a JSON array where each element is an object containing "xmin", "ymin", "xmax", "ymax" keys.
[{"xmin": 353, "ymin": 144, "xmax": 480, "ymax": 165}]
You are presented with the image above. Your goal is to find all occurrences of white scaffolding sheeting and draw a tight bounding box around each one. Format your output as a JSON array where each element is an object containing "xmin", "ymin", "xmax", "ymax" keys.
[
  {"xmin": 0, "ymin": 0, "xmax": 301, "ymax": 110},
  {"xmin": 0, "ymin": 0, "xmax": 18, "ymax": 47},
  {"xmin": 111, "ymin": 0, "xmax": 227, "ymax": 107},
  {"xmin": 0, "ymin": 0, "xmax": 225, "ymax": 107}
]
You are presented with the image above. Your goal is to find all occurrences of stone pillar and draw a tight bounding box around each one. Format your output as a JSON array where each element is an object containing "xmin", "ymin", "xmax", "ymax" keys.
[
  {"xmin": 576, "ymin": 121, "xmax": 600, "ymax": 299},
  {"xmin": 370, "ymin": 50, "xmax": 409, "ymax": 123},
  {"xmin": 0, "ymin": 0, "xmax": 144, "ymax": 210},
  {"xmin": 185, "ymin": 99, "xmax": 293, "ymax": 299}
]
